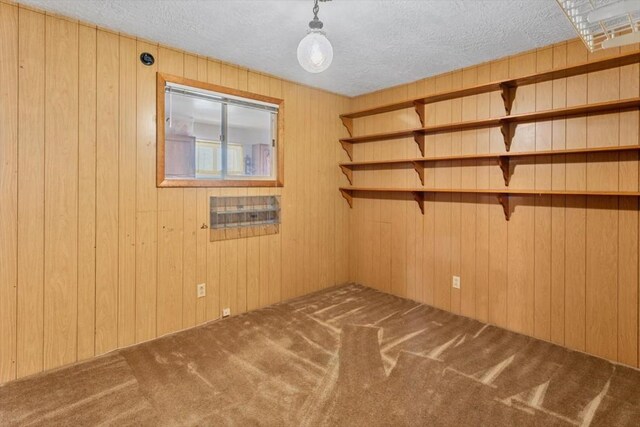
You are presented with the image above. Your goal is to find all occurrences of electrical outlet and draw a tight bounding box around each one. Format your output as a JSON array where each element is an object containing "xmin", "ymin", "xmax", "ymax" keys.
[
  {"xmin": 452, "ymin": 276, "xmax": 461, "ymax": 289},
  {"xmin": 222, "ymin": 308, "xmax": 231, "ymax": 317},
  {"xmin": 197, "ymin": 283, "xmax": 206, "ymax": 298}
]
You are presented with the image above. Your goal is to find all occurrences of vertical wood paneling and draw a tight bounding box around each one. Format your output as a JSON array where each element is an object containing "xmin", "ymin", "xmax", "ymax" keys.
[
  {"xmin": 618, "ymin": 45, "xmax": 640, "ymax": 366},
  {"xmin": 460, "ymin": 67, "xmax": 477, "ymax": 318},
  {"xmin": 488, "ymin": 59, "xmax": 508, "ymax": 328},
  {"xmin": 268, "ymin": 77, "xmax": 283, "ymax": 304},
  {"xmin": 135, "ymin": 40, "xmax": 158, "ymax": 343},
  {"xmin": 235, "ymin": 69, "xmax": 249, "ymax": 315},
  {"xmin": 1, "ymin": 8, "xmax": 349, "ymax": 385},
  {"xmin": 533, "ymin": 47, "xmax": 553, "ymax": 341},
  {"xmin": 450, "ymin": 72, "xmax": 462, "ymax": 314},
  {"xmin": 475, "ymin": 64, "xmax": 491, "ymax": 323},
  {"xmin": 194, "ymin": 57, "xmax": 209, "ymax": 326},
  {"xmin": 182, "ymin": 53, "xmax": 199, "ymax": 328},
  {"xmin": 43, "ymin": 15, "xmax": 79, "ymax": 371},
  {"xmin": 219, "ymin": 65, "xmax": 240, "ymax": 316},
  {"xmin": 206, "ymin": 190, "xmax": 221, "ymax": 320},
  {"xmin": 348, "ymin": 40, "xmax": 640, "ymax": 369},
  {"xmin": 308, "ymin": 88, "xmax": 322, "ymax": 293},
  {"xmin": 281, "ymin": 81, "xmax": 298, "ymax": 300},
  {"xmin": 0, "ymin": 2, "xmax": 18, "ymax": 383},
  {"xmin": 564, "ymin": 40, "xmax": 587, "ymax": 352},
  {"xmin": 95, "ymin": 29, "xmax": 119, "ymax": 355},
  {"xmin": 433, "ymin": 75, "xmax": 453, "ymax": 311},
  {"xmin": 550, "ymin": 42, "xmax": 567, "ymax": 346},
  {"xmin": 16, "ymin": 6, "xmax": 45, "ymax": 378},
  {"xmin": 77, "ymin": 24, "xmax": 97, "ymax": 361},
  {"xmin": 156, "ymin": 47, "xmax": 184, "ymax": 336},
  {"xmin": 507, "ymin": 52, "xmax": 535, "ymax": 336},
  {"xmin": 244, "ymin": 73, "xmax": 261, "ymax": 311},
  {"xmin": 205, "ymin": 60, "xmax": 221, "ymax": 321},
  {"xmin": 585, "ymin": 48, "xmax": 621, "ymax": 361},
  {"xmin": 585, "ymin": 198, "xmax": 618, "ymax": 360},
  {"xmin": 195, "ymin": 187, "xmax": 208, "ymax": 325},
  {"xmin": 295, "ymin": 86, "xmax": 309, "ymax": 298},
  {"xmin": 118, "ymin": 36, "xmax": 137, "ymax": 347},
  {"xmin": 14, "ymin": 3, "xmax": 640, "ymax": 384}
]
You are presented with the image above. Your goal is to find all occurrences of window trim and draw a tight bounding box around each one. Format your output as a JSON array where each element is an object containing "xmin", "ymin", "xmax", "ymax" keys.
[{"xmin": 156, "ymin": 72, "xmax": 284, "ymax": 188}]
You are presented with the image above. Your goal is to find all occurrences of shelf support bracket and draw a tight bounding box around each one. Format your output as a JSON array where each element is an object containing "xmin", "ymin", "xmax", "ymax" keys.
[
  {"xmin": 340, "ymin": 189, "xmax": 353, "ymax": 208},
  {"xmin": 411, "ymin": 191, "xmax": 425, "ymax": 215},
  {"xmin": 413, "ymin": 101, "xmax": 426, "ymax": 127},
  {"xmin": 411, "ymin": 161, "xmax": 425, "ymax": 185},
  {"xmin": 497, "ymin": 156, "xmax": 511, "ymax": 186},
  {"xmin": 413, "ymin": 131, "xmax": 425, "ymax": 156},
  {"xmin": 340, "ymin": 116, "xmax": 354, "ymax": 137},
  {"xmin": 500, "ymin": 83, "xmax": 516, "ymax": 115},
  {"xmin": 339, "ymin": 140, "xmax": 354, "ymax": 161},
  {"xmin": 497, "ymin": 194, "xmax": 512, "ymax": 221},
  {"xmin": 340, "ymin": 165, "xmax": 353, "ymax": 185},
  {"xmin": 500, "ymin": 121, "xmax": 515, "ymax": 152}
]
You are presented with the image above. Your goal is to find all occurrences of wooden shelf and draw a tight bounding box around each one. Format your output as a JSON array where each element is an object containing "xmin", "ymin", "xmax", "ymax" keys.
[
  {"xmin": 339, "ymin": 50, "xmax": 640, "ymax": 134},
  {"xmin": 338, "ymin": 53, "xmax": 640, "ymax": 221},
  {"xmin": 338, "ymin": 97, "xmax": 640, "ymax": 159},
  {"xmin": 339, "ymin": 187, "xmax": 640, "ymax": 220},
  {"xmin": 338, "ymin": 144, "xmax": 640, "ymax": 186}
]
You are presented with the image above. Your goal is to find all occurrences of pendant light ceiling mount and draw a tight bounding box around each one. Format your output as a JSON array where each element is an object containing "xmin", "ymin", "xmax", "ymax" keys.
[{"xmin": 297, "ymin": 0, "xmax": 334, "ymax": 74}]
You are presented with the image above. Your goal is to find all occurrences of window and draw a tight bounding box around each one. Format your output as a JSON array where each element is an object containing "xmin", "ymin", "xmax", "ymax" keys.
[{"xmin": 157, "ymin": 73, "xmax": 284, "ymax": 187}]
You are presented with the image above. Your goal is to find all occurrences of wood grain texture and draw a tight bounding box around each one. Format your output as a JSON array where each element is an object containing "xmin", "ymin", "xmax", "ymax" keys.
[
  {"xmin": 16, "ymin": 6, "xmax": 44, "ymax": 379},
  {"xmin": 0, "ymin": 6, "xmax": 349, "ymax": 385},
  {"xmin": 0, "ymin": 2, "xmax": 18, "ymax": 383},
  {"xmin": 95, "ymin": 29, "xmax": 120, "ymax": 356},
  {"xmin": 118, "ymin": 36, "xmax": 137, "ymax": 348},
  {"xmin": 346, "ymin": 40, "xmax": 640, "ymax": 368},
  {"xmin": 341, "ymin": 49, "xmax": 640, "ymax": 119},
  {"xmin": 8, "ymin": 3, "xmax": 639, "ymax": 385},
  {"xmin": 182, "ymin": 54, "xmax": 199, "ymax": 328},
  {"xmin": 77, "ymin": 24, "xmax": 97, "ymax": 362},
  {"xmin": 156, "ymin": 47, "xmax": 185, "ymax": 337},
  {"xmin": 43, "ymin": 14, "xmax": 79, "ymax": 371},
  {"xmin": 135, "ymin": 40, "xmax": 159, "ymax": 343}
]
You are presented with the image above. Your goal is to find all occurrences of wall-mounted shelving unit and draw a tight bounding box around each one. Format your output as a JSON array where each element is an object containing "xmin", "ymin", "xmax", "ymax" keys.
[
  {"xmin": 339, "ymin": 50, "xmax": 640, "ymax": 134},
  {"xmin": 339, "ymin": 144, "xmax": 640, "ymax": 186},
  {"xmin": 339, "ymin": 187, "xmax": 640, "ymax": 221},
  {"xmin": 338, "ymin": 51, "xmax": 640, "ymax": 220},
  {"xmin": 339, "ymin": 97, "xmax": 640, "ymax": 160}
]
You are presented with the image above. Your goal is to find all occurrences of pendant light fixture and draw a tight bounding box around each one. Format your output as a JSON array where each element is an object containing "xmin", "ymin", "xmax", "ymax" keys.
[{"xmin": 297, "ymin": 0, "xmax": 333, "ymax": 73}]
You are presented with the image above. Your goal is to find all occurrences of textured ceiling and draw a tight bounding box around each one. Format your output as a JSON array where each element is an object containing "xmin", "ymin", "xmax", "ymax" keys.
[{"xmin": 19, "ymin": 0, "xmax": 576, "ymax": 96}]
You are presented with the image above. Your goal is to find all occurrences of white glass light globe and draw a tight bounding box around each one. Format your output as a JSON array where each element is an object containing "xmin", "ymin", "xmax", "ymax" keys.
[{"xmin": 297, "ymin": 30, "xmax": 333, "ymax": 73}]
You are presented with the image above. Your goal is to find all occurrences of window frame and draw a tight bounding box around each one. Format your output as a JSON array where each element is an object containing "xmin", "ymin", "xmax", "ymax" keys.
[{"xmin": 156, "ymin": 72, "xmax": 284, "ymax": 188}]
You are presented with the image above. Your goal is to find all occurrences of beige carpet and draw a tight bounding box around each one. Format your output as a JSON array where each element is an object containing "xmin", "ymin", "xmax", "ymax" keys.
[{"xmin": 1, "ymin": 284, "xmax": 640, "ymax": 426}]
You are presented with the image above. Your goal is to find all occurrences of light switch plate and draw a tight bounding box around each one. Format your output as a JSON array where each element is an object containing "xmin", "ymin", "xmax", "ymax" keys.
[{"xmin": 222, "ymin": 308, "xmax": 231, "ymax": 317}]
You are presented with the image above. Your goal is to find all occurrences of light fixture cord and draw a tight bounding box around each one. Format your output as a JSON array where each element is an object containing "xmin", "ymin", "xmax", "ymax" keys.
[{"xmin": 313, "ymin": 0, "xmax": 319, "ymax": 20}]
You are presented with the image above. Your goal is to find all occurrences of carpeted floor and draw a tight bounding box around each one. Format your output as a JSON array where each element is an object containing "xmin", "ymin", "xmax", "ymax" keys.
[{"xmin": 1, "ymin": 284, "xmax": 640, "ymax": 426}]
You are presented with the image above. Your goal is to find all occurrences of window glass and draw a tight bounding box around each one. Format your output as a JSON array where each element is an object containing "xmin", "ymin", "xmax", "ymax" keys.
[
  {"xmin": 165, "ymin": 91, "xmax": 222, "ymax": 180},
  {"xmin": 160, "ymin": 79, "xmax": 280, "ymax": 186},
  {"xmin": 227, "ymin": 104, "xmax": 275, "ymax": 179}
]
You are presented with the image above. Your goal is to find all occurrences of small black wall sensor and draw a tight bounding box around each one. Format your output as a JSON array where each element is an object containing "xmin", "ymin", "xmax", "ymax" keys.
[{"xmin": 140, "ymin": 52, "xmax": 155, "ymax": 66}]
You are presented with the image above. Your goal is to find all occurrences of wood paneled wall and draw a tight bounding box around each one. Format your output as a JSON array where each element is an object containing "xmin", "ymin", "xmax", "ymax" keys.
[
  {"xmin": 3, "ymin": 1, "xmax": 638, "ymax": 384},
  {"xmin": 347, "ymin": 40, "xmax": 640, "ymax": 367},
  {"xmin": 0, "ymin": 2, "xmax": 350, "ymax": 384}
]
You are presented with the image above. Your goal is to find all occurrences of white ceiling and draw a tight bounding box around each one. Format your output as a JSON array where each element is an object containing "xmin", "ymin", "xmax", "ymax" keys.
[{"xmin": 20, "ymin": 0, "xmax": 576, "ymax": 96}]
